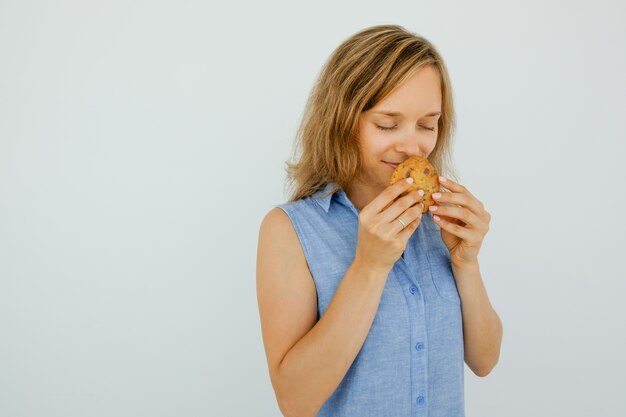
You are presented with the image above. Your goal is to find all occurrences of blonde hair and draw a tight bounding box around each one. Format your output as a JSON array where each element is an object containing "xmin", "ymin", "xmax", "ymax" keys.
[{"xmin": 285, "ymin": 24, "xmax": 460, "ymax": 202}]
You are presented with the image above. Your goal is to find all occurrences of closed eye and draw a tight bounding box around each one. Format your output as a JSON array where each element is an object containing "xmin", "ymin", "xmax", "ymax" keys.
[{"xmin": 376, "ymin": 125, "xmax": 436, "ymax": 132}]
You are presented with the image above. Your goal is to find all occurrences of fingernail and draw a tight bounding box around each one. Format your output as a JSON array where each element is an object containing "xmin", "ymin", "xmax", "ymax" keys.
[
  {"xmin": 407, "ymin": 178, "xmax": 414, "ymax": 184},
  {"xmin": 418, "ymin": 189, "xmax": 424, "ymax": 196},
  {"xmin": 432, "ymin": 193, "xmax": 442, "ymax": 199},
  {"xmin": 439, "ymin": 176, "xmax": 447, "ymax": 182},
  {"xmin": 429, "ymin": 205, "xmax": 438, "ymax": 211}
]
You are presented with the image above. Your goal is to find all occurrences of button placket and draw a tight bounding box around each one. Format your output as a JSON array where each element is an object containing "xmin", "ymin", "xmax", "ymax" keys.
[{"xmin": 393, "ymin": 246, "xmax": 429, "ymax": 415}]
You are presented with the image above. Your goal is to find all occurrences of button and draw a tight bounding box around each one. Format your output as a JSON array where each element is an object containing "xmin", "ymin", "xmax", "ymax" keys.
[
  {"xmin": 415, "ymin": 342, "xmax": 425, "ymax": 351},
  {"xmin": 409, "ymin": 285, "xmax": 418, "ymax": 294},
  {"xmin": 416, "ymin": 396, "xmax": 425, "ymax": 405}
]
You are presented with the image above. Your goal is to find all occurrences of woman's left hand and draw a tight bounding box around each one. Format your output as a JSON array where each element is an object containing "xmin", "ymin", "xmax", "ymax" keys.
[{"xmin": 428, "ymin": 176, "xmax": 491, "ymax": 267}]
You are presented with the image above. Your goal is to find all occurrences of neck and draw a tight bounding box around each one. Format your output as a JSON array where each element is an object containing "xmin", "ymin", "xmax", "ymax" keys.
[{"xmin": 344, "ymin": 180, "xmax": 382, "ymax": 212}]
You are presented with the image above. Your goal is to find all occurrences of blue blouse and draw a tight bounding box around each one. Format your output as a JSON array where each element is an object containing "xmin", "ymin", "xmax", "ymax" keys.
[{"xmin": 276, "ymin": 182, "xmax": 465, "ymax": 417}]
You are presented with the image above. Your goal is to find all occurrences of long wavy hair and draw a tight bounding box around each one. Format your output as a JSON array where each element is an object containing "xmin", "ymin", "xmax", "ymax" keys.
[{"xmin": 285, "ymin": 24, "xmax": 460, "ymax": 202}]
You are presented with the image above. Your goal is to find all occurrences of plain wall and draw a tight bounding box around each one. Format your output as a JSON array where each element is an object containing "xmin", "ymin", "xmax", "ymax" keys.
[{"xmin": 1, "ymin": 0, "xmax": 625, "ymax": 416}]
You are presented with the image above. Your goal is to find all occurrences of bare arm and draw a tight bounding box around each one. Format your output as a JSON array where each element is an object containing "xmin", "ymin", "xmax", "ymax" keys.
[
  {"xmin": 452, "ymin": 260, "xmax": 503, "ymax": 376},
  {"xmin": 256, "ymin": 208, "xmax": 389, "ymax": 417}
]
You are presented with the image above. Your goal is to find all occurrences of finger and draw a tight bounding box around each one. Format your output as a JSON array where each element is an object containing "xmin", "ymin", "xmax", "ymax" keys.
[
  {"xmin": 433, "ymin": 184, "xmax": 487, "ymax": 220},
  {"xmin": 366, "ymin": 178, "xmax": 416, "ymax": 215},
  {"xmin": 438, "ymin": 176, "xmax": 476, "ymax": 199},
  {"xmin": 432, "ymin": 214, "xmax": 475, "ymax": 241},
  {"xmin": 380, "ymin": 190, "xmax": 424, "ymax": 224},
  {"xmin": 430, "ymin": 191, "xmax": 487, "ymax": 224},
  {"xmin": 431, "ymin": 212, "xmax": 462, "ymax": 226},
  {"xmin": 391, "ymin": 201, "xmax": 424, "ymax": 231},
  {"xmin": 428, "ymin": 204, "xmax": 486, "ymax": 230},
  {"xmin": 379, "ymin": 201, "xmax": 423, "ymax": 236},
  {"xmin": 397, "ymin": 205, "xmax": 424, "ymax": 239}
]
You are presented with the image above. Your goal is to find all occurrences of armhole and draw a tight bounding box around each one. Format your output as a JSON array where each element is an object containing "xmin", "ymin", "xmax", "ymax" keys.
[{"xmin": 274, "ymin": 205, "xmax": 315, "ymax": 281}]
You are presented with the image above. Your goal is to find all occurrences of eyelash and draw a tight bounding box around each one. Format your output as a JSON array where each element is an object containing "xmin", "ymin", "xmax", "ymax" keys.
[{"xmin": 376, "ymin": 125, "xmax": 436, "ymax": 132}]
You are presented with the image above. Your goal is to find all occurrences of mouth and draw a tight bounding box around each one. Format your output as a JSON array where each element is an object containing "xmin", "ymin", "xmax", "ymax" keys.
[{"xmin": 382, "ymin": 161, "xmax": 401, "ymax": 169}]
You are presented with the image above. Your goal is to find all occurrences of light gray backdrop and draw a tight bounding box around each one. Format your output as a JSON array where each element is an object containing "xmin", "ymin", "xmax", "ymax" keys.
[{"xmin": 1, "ymin": 0, "xmax": 625, "ymax": 416}]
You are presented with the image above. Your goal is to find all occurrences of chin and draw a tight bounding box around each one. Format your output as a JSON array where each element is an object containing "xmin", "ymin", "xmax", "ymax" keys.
[{"xmin": 359, "ymin": 165, "xmax": 390, "ymax": 190}]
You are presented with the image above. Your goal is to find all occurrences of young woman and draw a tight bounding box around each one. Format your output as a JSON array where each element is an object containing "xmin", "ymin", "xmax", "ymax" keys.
[{"xmin": 256, "ymin": 24, "xmax": 503, "ymax": 417}]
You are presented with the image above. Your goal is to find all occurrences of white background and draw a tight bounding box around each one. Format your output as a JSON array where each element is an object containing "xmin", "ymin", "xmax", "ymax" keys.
[{"xmin": 1, "ymin": 1, "xmax": 625, "ymax": 416}]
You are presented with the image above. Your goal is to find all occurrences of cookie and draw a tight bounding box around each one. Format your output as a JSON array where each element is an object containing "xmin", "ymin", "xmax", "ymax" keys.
[{"xmin": 389, "ymin": 155, "xmax": 440, "ymax": 213}]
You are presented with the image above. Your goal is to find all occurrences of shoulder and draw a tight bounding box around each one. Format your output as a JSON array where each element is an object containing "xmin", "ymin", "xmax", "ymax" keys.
[
  {"xmin": 260, "ymin": 206, "xmax": 291, "ymax": 232},
  {"xmin": 259, "ymin": 186, "xmax": 334, "ymax": 245},
  {"xmin": 258, "ymin": 207, "xmax": 300, "ymax": 255}
]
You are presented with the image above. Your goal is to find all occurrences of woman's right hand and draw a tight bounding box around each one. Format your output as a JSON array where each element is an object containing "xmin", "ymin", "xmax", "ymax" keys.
[{"xmin": 354, "ymin": 178, "xmax": 425, "ymax": 273}]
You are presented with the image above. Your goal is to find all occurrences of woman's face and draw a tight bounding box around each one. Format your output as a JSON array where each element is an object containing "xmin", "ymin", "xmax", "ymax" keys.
[{"xmin": 357, "ymin": 65, "xmax": 442, "ymax": 193}]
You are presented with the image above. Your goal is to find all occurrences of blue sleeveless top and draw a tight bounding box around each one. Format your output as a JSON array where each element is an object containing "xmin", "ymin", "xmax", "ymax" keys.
[{"xmin": 276, "ymin": 182, "xmax": 465, "ymax": 417}]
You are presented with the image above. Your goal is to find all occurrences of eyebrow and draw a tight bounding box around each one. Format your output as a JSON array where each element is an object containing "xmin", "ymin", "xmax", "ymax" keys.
[{"xmin": 371, "ymin": 110, "xmax": 441, "ymax": 117}]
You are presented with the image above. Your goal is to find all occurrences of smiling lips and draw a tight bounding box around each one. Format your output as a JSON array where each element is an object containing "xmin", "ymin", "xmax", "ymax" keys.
[{"xmin": 383, "ymin": 161, "xmax": 401, "ymax": 169}]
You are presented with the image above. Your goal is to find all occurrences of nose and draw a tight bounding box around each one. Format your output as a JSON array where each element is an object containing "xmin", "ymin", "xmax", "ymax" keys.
[{"xmin": 395, "ymin": 131, "xmax": 427, "ymax": 157}]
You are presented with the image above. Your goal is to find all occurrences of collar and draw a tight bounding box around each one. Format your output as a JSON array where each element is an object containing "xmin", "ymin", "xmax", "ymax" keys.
[
  {"xmin": 312, "ymin": 182, "xmax": 359, "ymax": 215},
  {"xmin": 312, "ymin": 182, "xmax": 339, "ymax": 213}
]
